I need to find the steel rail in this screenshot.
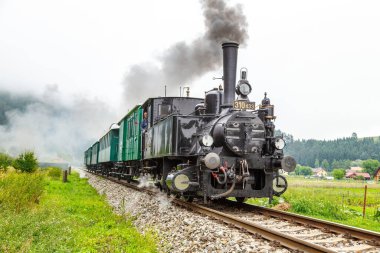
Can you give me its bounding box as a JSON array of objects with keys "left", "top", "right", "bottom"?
[
  {"left": 173, "top": 200, "right": 336, "bottom": 253},
  {"left": 224, "top": 200, "right": 380, "bottom": 244}
]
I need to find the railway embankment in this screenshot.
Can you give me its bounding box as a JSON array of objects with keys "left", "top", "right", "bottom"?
[{"left": 85, "top": 170, "right": 291, "bottom": 253}]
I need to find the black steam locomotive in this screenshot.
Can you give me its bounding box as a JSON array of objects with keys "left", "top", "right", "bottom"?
[{"left": 85, "top": 42, "right": 296, "bottom": 203}]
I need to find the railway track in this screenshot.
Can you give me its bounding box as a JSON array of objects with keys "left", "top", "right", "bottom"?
[
  {"left": 87, "top": 171, "right": 380, "bottom": 253},
  {"left": 203, "top": 201, "right": 380, "bottom": 253}
]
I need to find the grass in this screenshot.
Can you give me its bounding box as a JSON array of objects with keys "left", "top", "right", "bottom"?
[
  {"left": 46, "top": 167, "right": 62, "bottom": 179},
  {"left": 0, "top": 171, "right": 44, "bottom": 212},
  {"left": 0, "top": 171, "right": 158, "bottom": 252},
  {"left": 247, "top": 176, "right": 380, "bottom": 232}
]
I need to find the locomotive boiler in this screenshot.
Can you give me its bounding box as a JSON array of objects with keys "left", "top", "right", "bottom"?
[{"left": 85, "top": 42, "right": 296, "bottom": 203}]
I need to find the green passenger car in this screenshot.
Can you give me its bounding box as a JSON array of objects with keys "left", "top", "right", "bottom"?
[
  {"left": 118, "top": 105, "right": 143, "bottom": 162},
  {"left": 90, "top": 142, "right": 99, "bottom": 165},
  {"left": 84, "top": 147, "right": 92, "bottom": 166},
  {"left": 98, "top": 127, "right": 119, "bottom": 163}
]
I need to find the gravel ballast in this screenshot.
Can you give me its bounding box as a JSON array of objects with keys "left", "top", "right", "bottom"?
[{"left": 83, "top": 171, "right": 290, "bottom": 253}]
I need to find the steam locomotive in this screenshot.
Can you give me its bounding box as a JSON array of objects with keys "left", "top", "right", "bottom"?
[{"left": 84, "top": 42, "right": 296, "bottom": 203}]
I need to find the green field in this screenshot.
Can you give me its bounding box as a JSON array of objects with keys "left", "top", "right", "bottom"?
[
  {"left": 248, "top": 177, "right": 380, "bottom": 232},
  {"left": 0, "top": 170, "right": 157, "bottom": 252}
]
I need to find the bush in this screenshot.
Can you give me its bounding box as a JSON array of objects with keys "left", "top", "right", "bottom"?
[
  {"left": 0, "top": 172, "right": 45, "bottom": 212},
  {"left": 295, "top": 165, "right": 312, "bottom": 176},
  {"left": 13, "top": 151, "right": 38, "bottom": 173},
  {"left": 332, "top": 169, "right": 345, "bottom": 180},
  {"left": 0, "top": 153, "right": 13, "bottom": 172},
  {"left": 354, "top": 175, "right": 365, "bottom": 181},
  {"left": 47, "top": 167, "right": 62, "bottom": 179}
]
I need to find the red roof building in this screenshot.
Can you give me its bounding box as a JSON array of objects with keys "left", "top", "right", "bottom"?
[{"left": 345, "top": 171, "right": 371, "bottom": 180}]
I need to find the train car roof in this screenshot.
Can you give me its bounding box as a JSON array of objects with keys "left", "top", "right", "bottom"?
[
  {"left": 118, "top": 104, "right": 142, "bottom": 124},
  {"left": 142, "top": 96, "right": 203, "bottom": 107},
  {"left": 99, "top": 124, "right": 120, "bottom": 141},
  {"left": 91, "top": 141, "right": 99, "bottom": 148},
  {"left": 117, "top": 97, "right": 204, "bottom": 125}
]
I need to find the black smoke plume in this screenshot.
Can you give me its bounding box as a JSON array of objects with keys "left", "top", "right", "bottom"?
[{"left": 122, "top": 0, "right": 248, "bottom": 108}]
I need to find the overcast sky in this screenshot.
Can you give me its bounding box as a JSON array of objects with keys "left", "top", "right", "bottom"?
[{"left": 1, "top": 0, "right": 380, "bottom": 141}]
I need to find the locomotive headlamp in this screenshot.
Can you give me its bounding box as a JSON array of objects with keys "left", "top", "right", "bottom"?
[
  {"left": 238, "top": 83, "right": 251, "bottom": 96},
  {"left": 236, "top": 68, "right": 252, "bottom": 97},
  {"left": 274, "top": 138, "right": 286, "bottom": 150},
  {"left": 204, "top": 152, "right": 220, "bottom": 169},
  {"left": 200, "top": 134, "right": 214, "bottom": 147}
]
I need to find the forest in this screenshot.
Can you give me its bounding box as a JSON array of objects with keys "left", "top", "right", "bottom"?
[{"left": 278, "top": 131, "right": 380, "bottom": 171}]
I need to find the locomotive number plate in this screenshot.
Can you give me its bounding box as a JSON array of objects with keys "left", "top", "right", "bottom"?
[{"left": 233, "top": 100, "right": 256, "bottom": 110}]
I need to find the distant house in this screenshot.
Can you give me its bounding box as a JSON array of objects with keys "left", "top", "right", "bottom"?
[
  {"left": 345, "top": 166, "right": 371, "bottom": 180},
  {"left": 374, "top": 167, "right": 380, "bottom": 182},
  {"left": 349, "top": 167, "right": 363, "bottom": 172},
  {"left": 312, "top": 168, "right": 327, "bottom": 178},
  {"left": 345, "top": 171, "right": 371, "bottom": 180}
]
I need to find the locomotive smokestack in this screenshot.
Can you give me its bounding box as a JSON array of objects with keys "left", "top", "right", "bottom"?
[{"left": 222, "top": 42, "right": 239, "bottom": 107}]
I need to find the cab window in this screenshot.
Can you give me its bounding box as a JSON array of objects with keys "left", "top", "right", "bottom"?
[{"left": 158, "top": 104, "right": 171, "bottom": 118}]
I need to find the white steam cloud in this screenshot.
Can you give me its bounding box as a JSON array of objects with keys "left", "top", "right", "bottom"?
[{"left": 0, "top": 85, "right": 117, "bottom": 164}]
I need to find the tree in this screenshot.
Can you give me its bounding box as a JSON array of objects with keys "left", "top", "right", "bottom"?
[
  {"left": 351, "top": 160, "right": 363, "bottom": 167},
  {"left": 362, "top": 159, "right": 380, "bottom": 177},
  {"left": 0, "top": 153, "right": 13, "bottom": 171},
  {"left": 314, "top": 159, "right": 320, "bottom": 168},
  {"left": 332, "top": 169, "right": 345, "bottom": 180},
  {"left": 342, "top": 160, "right": 352, "bottom": 170},
  {"left": 13, "top": 151, "right": 38, "bottom": 173},
  {"left": 295, "top": 165, "right": 312, "bottom": 176},
  {"left": 321, "top": 159, "right": 330, "bottom": 171},
  {"left": 331, "top": 159, "right": 338, "bottom": 170}
]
